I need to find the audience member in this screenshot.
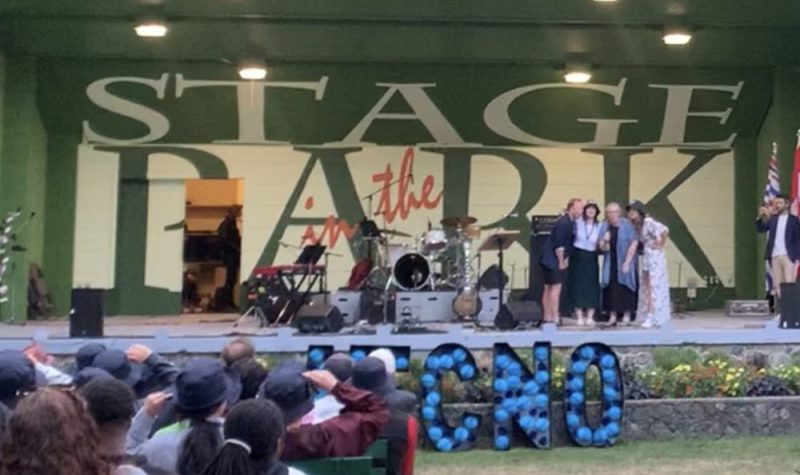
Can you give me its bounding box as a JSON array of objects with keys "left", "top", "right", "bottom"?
[
  {"left": 221, "top": 337, "right": 255, "bottom": 367},
  {"left": 92, "top": 345, "right": 179, "bottom": 399},
  {"left": 73, "top": 367, "right": 115, "bottom": 389},
  {"left": 0, "top": 388, "right": 113, "bottom": 475},
  {"left": 0, "top": 349, "right": 37, "bottom": 408},
  {"left": 352, "top": 357, "right": 417, "bottom": 414},
  {"left": 79, "top": 378, "right": 147, "bottom": 475},
  {"left": 23, "top": 342, "right": 73, "bottom": 385},
  {"left": 200, "top": 399, "right": 306, "bottom": 475},
  {"left": 126, "top": 358, "right": 240, "bottom": 475},
  {"left": 76, "top": 342, "right": 107, "bottom": 371},
  {"left": 230, "top": 357, "right": 269, "bottom": 400},
  {"left": 260, "top": 364, "right": 389, "bottom": 461},
  {"left": 369, "top": 348, "right": 397, "bottom": 375},
  {"left": 307, "top": 353, "right": 352, "bottom": 423},
  {"left": 351, "top": 357, "right": 419, "bottom": 475}
]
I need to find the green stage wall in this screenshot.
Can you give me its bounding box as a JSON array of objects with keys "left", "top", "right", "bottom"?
[
  {"left": 0, "top": 56, "right": 48, "bottom": 322},
  {"left": 4, "top": 59, "right": 800, "bottom": 319}
]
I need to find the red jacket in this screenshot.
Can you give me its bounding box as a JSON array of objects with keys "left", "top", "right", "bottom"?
[{"left": 281, "top": 382, "right": 390, "bottom": 461}]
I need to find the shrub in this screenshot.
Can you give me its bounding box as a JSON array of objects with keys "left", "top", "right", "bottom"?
[
  {"left": 746, "top": 375, "right": 796, "bottom": 397},
  {"left": 651, "top": 348, "right": 700, "bottom": 371}
]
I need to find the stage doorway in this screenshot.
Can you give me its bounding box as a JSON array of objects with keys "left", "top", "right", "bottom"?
[{"left": 182, "top": 179, "right": 243, "bottom": 314}]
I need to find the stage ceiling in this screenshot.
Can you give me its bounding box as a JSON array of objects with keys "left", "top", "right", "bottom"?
[{"left": 1, "top": 0, "right": 800, "bottom": 67}]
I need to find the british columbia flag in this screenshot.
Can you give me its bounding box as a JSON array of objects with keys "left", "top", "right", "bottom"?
[
  {"left": 763, "top": 142, "right": 781, "bottom": 293},
  {"left": 763, "top": 142, "right": 780, "bottom": 293}
]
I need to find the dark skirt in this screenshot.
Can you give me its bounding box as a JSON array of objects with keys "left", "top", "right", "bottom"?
[
  {"left": 568, "top": 248, "right": 599, "bottom": 309},
  {"left": 603, "top": 253, "right": 637, "bottom": 315}
]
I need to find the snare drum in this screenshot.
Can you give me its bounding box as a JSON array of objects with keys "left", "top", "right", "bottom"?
[
  {"left": 392, "top": 253, "right": 431, "bottom": 291},
  {"left": 422, "top": 229, "right": 448, "bottom": 254}
]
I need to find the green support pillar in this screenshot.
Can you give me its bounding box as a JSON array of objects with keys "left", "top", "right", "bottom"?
[{"left": 0, "top": 57, "right": 48, "bottom": 323}]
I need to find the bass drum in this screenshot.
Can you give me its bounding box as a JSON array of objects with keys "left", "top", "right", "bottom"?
[{"left": 392, "top": 253, "right": 431, "bottom": 291}]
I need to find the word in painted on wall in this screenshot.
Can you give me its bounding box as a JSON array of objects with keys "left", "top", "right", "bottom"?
[{"left": 305, "top": 341, "right": 624, "bottom": 451}]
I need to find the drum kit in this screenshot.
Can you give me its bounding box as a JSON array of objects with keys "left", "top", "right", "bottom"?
[{"left": 358, "top": 215, "right": 486, "bottom": 321}]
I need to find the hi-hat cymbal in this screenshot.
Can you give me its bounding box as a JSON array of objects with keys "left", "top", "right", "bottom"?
[
  {"left": 441, "top": 216, "right": 478, "bottom": 228},
  {"left": 379, "top": 228, "right": 412, "bottom": 238}
]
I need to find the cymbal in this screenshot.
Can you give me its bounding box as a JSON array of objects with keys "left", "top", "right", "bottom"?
[
  {"left": 441, "top": 216, "right": 478, "bottom": 228},
  {"left": 379, "top": 228, "right": 412, "bottom": 238}
]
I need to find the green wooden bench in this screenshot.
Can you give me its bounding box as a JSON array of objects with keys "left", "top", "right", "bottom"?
[{"left": 290, "top": 439, "right": 388, "bottom": 475}]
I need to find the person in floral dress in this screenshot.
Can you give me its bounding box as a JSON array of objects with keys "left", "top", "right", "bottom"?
[{"left": 626, "top": 200, "right": 671, "bottom": 328}]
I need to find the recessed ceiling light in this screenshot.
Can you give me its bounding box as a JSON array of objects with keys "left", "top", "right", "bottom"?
[
  {"left": 239, "top": 64, "right": 268, "bottom": 80},
  {"left": 663, "top": 26, "right": 692, "bottom": 46},
  {"left": 135, "top": 20, "right": 168, "bottom": 38},
  {"left": 593, "top": 0, "right": 618, "bottom": 2},
  {"left": 564, "top": 62, "right": 592, "bottom": 84}
]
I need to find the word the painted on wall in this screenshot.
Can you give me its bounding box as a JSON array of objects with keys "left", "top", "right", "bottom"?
[
  {"left": 305, "top": 341, "right": 624, "bottom": 451},
  {"left": 83, "top": 74, "right": 743, "bottom": 148}
]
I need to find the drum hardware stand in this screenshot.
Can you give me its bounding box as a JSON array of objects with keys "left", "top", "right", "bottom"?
[
  {"left": 479, "top": 230, "right": 519, "bottom": 329},
  {"left": 235, "top": 301, "right": 269, "bottom": 328}
]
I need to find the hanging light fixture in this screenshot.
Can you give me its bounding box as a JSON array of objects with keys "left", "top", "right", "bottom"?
[
  {"left": 663, "top": 25, "right": 693, "bottom": 46},
  {"left": 238, "top": 62, "right": 268, "bottom": 80},
  {"left": 564, "top": 62, "right": 592, "bottom": 84},
  {"left": 135, "top": 18, "right": 168, "bottom": 38}
]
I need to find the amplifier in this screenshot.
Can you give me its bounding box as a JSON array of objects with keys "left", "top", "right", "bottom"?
[
  {"left": 331, "top": 290, "right": 362, "bottom": 325},
  {"left": 70, "top": 289, "right": 104, "bottom": 337},
  {"left": 295, "top": 303, "right": 344, "bottom": 334},
  {"left": 395, "top": 291, "right": 457, "bottom": 323}
]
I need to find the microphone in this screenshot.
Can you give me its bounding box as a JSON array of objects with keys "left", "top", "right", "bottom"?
[
  {"left": 409, "top": 173, "right": 414, "bottom": 184},
  {"left": 278, "top": 241, "right": 290, "bottom": 248}
]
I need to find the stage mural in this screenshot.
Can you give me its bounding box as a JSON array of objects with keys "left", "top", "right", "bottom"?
[{"left": 72, "top": 143, "right": 734, "bottom": 314}]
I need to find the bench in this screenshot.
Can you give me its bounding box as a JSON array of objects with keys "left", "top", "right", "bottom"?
[{"left": 291, "top": 439, "right": 388, "bottom": 475}]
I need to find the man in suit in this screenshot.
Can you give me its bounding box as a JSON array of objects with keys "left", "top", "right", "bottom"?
[
  {"left": 540, "top": 198, "right": 584, "bottom": 324},
  {"left": 757, "top": 194, "right": 800, "bottom": 301}
]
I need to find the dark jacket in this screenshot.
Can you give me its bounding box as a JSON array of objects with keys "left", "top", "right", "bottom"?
[
  {"left": 135, "top": 353, "right": 180, "bottom": 400},
  {"left": 539, "top": 214, "right": 574, "bottom": 270},
  {"left": 756, "top": 213, "right": 800, "bottom": 262},
  {"left": 385, "top": 389, "right": 417, "bottom": 415},
  {"left": 281, "top": 383, "right": 390, "bottom": 461}
]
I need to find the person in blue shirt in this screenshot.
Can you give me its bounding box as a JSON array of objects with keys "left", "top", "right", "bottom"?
[{"left": 539, "top": 198, "right": 584, "bottom": 325}]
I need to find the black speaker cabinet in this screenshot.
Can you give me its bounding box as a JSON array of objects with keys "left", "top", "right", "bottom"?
[
  {"left": 780, "top": 283, "right": 800, "bottom": 329},
  {"left": 508, "top": 300, "right": 544, "bottom": 326},
  {"left": 295, "top": 303, "right": 344, "bottom": 334},
  {"left": 70, "top": 289, "right": 104, "bottom": 337}
]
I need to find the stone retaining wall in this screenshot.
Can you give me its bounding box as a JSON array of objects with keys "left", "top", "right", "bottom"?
[{"left": 441, "top": 397, "right": 800, "bottom": 447}]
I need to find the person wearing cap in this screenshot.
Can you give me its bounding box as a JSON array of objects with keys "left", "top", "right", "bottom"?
[
  {"left": 307, "top": 353, "right": 352, "bottom": 424},
  {"left": 360, "top": 353, "right": 417, "bottom": 414},
  {"left": 92, "top": 344, "right": 179, "bottom": 399},
  {"left": 0, "top": 350, "right": 37, "bottom": 408},
  {"left": 757, "top": 193, "right": 800, "bottom": 304},
  {"left": 597, "top": 202, "right": 640, "bottom": 327},
  {"left": 540, "top": 198, "right": 584, "bottom": 325},
  {"left": 351, "top": 357, "right": 418, "bottom": 475},
  {"left": 627, "top": 200, "right": 671, "bottom": 328},
  {"left": 126, "top": 358, "right": 241, "bottom": 475},
  {"left": 569, "top": 200, "right": 602, "bottom": 327},
  {"left": 260, "top": 363, "right": 389, "bottom": 461},
  {"left": 75, "top": 342, "right": 107, "bottom": 371}
]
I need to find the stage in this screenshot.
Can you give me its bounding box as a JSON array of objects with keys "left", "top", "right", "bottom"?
[{"left": 0, "top": 311, "right": 795, "bottom": 355}]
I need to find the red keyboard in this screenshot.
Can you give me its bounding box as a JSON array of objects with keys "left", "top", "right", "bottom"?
[{"left": 251, "top": 264, "right": 326, "bottom": 278}]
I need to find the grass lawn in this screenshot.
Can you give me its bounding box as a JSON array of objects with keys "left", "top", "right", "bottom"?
[{"left": 416, "top": 436, "right": 800, "bottom": 475}]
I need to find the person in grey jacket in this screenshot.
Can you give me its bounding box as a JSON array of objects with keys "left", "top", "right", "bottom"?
[{"left": 126, "top": 358, "right": 241, "bottom": 475}]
